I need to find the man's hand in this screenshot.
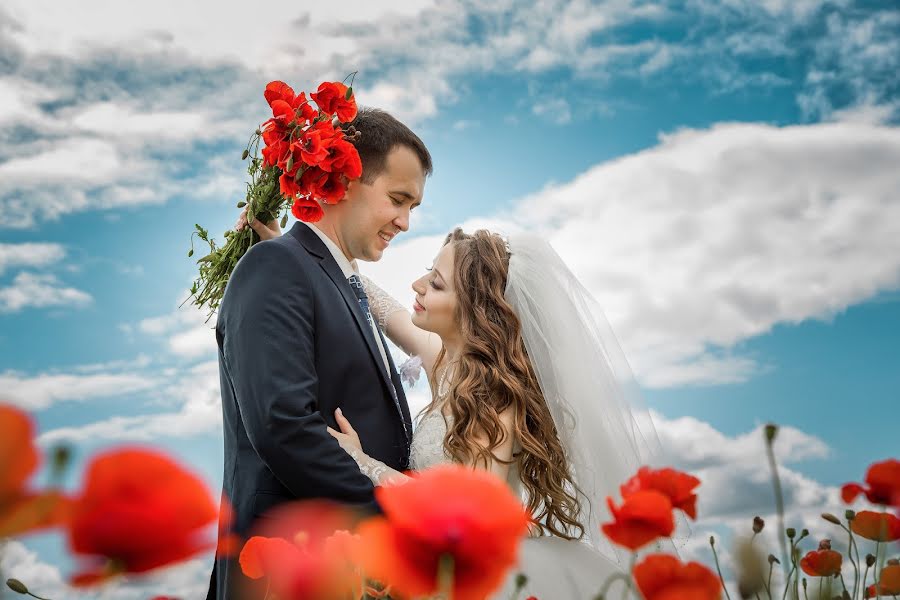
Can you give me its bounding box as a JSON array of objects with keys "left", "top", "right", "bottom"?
[{"left": 234, "top": 206, "right": 282, "bottom": 241}]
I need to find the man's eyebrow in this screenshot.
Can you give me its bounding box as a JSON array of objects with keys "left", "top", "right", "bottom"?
[{"left": 390, "top": 190, "right": 416, "bottom": 201}]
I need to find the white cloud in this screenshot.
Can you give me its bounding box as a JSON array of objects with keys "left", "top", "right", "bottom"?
[
  {"left": 138, "top": 303, "right": 217, "bottom": 359},
  {"left": 0, "top": 369, "right": 157, "bottom": 411},
  {"left": 0, "top": 540, "right": 213, "bottom": 600},
  {"left": 0, "top": 242, "right": 65, "bottom": 274},
  {"left": 365, "top": 120, "right": 900, "bottom": 388},
  {"left": 38, "top": 360, "right": 222, "bottom": 444},
  {"left": 0, "top": 272, "right": 92, "bottom": 313}
]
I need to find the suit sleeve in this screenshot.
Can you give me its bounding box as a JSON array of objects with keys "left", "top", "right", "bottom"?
[{"left": 222, "top": 241, "right": 375, "bottom": 503}]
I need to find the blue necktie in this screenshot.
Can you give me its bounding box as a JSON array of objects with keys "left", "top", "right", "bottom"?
[{"left": 347, "top": 275, "right": 408, "bottom": 440}]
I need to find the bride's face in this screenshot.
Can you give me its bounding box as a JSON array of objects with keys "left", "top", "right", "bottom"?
[{"left": 411, "top": 244, "right": 459, "bottom": 342}]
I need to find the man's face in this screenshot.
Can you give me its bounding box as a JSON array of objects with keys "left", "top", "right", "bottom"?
[{"left": 335, "top": 145, "right": 426, "bottom": 262}]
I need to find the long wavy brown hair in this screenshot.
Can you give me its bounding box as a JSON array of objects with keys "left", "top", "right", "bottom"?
[{"left": 427, "top": 228, "right": 584, "bottom": 540}]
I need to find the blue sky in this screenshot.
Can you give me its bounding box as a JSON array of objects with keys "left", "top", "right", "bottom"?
[{"left": 1, "top": 0, "right": 899, "bottom": 596}]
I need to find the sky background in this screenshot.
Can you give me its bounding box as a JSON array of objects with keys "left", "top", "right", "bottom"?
[{"left": 1, "top": 0, "right": 898, "bottom": 597}]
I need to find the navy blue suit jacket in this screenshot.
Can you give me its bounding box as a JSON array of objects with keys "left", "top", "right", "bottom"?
[{"left": 207, "top": 222, "right": 412, "bottom": 599}]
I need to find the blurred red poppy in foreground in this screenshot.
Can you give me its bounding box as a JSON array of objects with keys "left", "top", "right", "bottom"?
[
  {"left": 842, "top": 458, "right": 900, "bottom": 507},
  {"left": 864, "top": 561, "right": 900, "bottom": 598},
  {"left": 800, "top": 540, "right": 842, "bottom": 577},
  {"left": 355, "top": 465, "right": 530, "bottom": 600},
  {"left": 633, "top": 553, "right": 721, "bottom": 600},
  {"left": 239, "top": 501, "right": 360, "bottom": 600},
  {"left": 849, "top": 510, "right": 900, "bottom": 542},
  {"left": 0, "top": 404, "right": 70, "bottom": 537},
  {"left": 620, "top": 466, "right": 701, "bottom": 520},
  {"left": 66, "top": 447, "right": 218, "bottom": 585},
  {"left": 601, "top": 489, "right": 675, "bottom": 551}
]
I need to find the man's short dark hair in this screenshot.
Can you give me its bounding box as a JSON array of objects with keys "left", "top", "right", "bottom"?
[{"left": 345, "top": 107, "right": 433, "bottom": 183}]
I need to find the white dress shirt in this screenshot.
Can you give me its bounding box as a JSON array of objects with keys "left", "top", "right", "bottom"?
[{"left": 303, "top": 222, "right": 392, "bottom": 373}]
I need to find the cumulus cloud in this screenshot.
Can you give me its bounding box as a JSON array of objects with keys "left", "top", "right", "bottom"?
[
  {"left": 0, "top": 369, "right": 157, "bottom": 411},
  {"left": 1, "top": 0, "right": 894, "bottom": 228},
  {"left": 0, "top": 272, "right": 92, "bottom": 313},
  {"left": 0, "top": 540, "right": 212, "bottom": 600},
  {"left": 0, "top": 242, "right": 65, "bottom": 274},
  {"left": 365, "top": 119, "right": 900, "bottom": 388}
]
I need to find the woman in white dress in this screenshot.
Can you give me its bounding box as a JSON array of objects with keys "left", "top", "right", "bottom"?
[{"left": 244, "top": 216, "right": 662, "bottom": 598}]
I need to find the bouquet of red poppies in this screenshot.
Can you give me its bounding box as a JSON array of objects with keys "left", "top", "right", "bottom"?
[{"left": 187, "top": 76, "right": 362, "bottom": 317}]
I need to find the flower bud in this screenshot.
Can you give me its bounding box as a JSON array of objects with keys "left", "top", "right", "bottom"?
[
  {"left": 52, "top": 444, "right": 72, "bottom": 473},
  {"left": 800, "top": 528, "right": 809, "bottom": 538},
  {"left": 710, "top": 535, "right": 716, "bottom": 546},
  {"left": 241, "top": 149, "right": 249, "bottom": 160},
  {"left": 753, "top": 516, "right": 765, "bottom": 533},
  {"left": 768, "top": 554, "right": 781, "bottom": 565},
  {"left": 818, "top": 539, "right": 832, "bottom": 550},
  {"left": 786, "top": 527, "right": 796, "bottom": 539},
  {"left": 764, "top": 423, "right": 778, "bottom": 442},
  {"left": 845, "top": 509, "right": 856, "bottom": 521},
  {"left": 822, "top": 513, "right": 841, "bottom": 525},
  {"left": 6, "top": 579, "right": 28, "bottom": 594},
  {"left": 866, "top": 554, "right": 876, "bottom": 567},
  {"left": 514, "top": 573, "right": 528, "bottom": 588}
]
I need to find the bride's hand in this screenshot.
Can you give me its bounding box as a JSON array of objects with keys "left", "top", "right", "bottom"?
[
  {"left": 234, "top": 206, "right": 282, "bottom": 241},
  {"left": 326, "top": 408, "right": 362, "bottom": 453}
]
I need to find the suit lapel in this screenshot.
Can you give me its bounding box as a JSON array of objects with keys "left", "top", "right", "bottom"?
[{"left": 289, "top": 224, "right": 403, "bottom": 413}]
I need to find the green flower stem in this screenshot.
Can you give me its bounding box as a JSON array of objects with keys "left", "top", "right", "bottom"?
[
  {"left": 764, "top": 425, "right": 789, "bottom": 577},
  {"left": 594, "top": 572, "right": 631, "bottom": 599},
  {"left": 710, "top": 536, "right": 733, "bottom": 600},
  {"left": 437, "top": 554, "right": 454, "bottom": 600}
]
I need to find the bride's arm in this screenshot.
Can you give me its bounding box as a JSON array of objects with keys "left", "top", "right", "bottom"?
[
  {"left": 330, "top": 407, "right": 516, "bottom": 485},
  {"left": 360, "top": 274, "right": 442, "bottom": 373}
]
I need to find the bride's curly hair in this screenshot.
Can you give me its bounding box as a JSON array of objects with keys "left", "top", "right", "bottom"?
[{"left": 428, "top": 228, "right": 584, "bottom": 540}]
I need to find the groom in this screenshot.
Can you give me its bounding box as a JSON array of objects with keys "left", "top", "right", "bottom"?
[{"left": 208, "top": 108, "right": 432, "bottom": 599}]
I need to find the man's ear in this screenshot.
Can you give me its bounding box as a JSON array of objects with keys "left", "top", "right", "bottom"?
[{"left": 343, "top": 179, "right": 358, "bottom": 203}]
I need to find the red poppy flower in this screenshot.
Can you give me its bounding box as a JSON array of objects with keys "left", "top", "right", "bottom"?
[
  {"left": 850, "top": 511, "right": 900, "bottom": 542},
  {"left": 864, "top": 563, "right": 900, "bottom": 598},
  {"left": 633, "top": 553, "right": 721, "bottom": 600},
  {"left": 800, "top": 541, "right": 842, "bottom": 577},
  {"left": 65, "top": 447, "right": 218, "bottom": 586},
  {"left": 292, "top": 198, "right": 324, "bottom": 223},
  {"left": 0, "top": 404, "right": 70, "bottom": 537},
  {"left": 317, "top": 171, "right": 348, "bottom": 205},
  {"left": 297, "top": 166, "right": 326, "bottom": 197},
  {"left": 620, "top": 466, "right": 701, "bottom": 520},
  {"left": 842, "top": 459, "right": 900, "bottom": 507},
  {"left": 264, "top": 81, "right": 296, "bottom": 107},
  {"left": 319, "top": 138, "right": 362, "bottom": 179},
  {"left": 311, "top": 82, "right": 357, "bottom": 122},
  {"left": 355, "top": 465, "right": 530, "bottom": 600},
  {"left": 240, "top": 502, "right": 359, "bottom": 600},
  {"left": 601, "top": 490, "right": 675, "bottom": 551},
  {"left": 299, "top": 130, "right": 329, "bottom": 167},
  {"left": 270, "top": 99, "right": 295, "bottom": 124},
  {"left": 280, "top": 172, "right": 301, "bottom": 199}
]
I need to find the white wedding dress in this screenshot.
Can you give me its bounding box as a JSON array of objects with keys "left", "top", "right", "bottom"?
[
  {"left": 350, "top": 233, "right": 666, "bottom": 599},
  {"left": 409, "top": 408, "right": 622, "bottom": 599}
]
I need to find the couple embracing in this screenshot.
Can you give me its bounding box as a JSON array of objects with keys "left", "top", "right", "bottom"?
[{"left": 209, "top": 107, "right": 661, "bottom": 599}]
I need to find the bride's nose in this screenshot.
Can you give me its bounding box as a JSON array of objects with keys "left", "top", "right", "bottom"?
[{"left": 411, "top": 276, "right": 426, "bottom": 295}]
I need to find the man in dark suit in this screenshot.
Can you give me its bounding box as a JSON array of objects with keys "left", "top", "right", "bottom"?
[{"left": 207, "top": 108, "right": 432, "bottom": 599}]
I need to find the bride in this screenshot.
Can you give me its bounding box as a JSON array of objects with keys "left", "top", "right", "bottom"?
[{"left": 241, "top": 216, "right": 662, "bottom": 598}]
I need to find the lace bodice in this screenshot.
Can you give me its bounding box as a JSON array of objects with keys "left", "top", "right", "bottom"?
[{"left": 410, "top": 409, "right": 452, "bottom": 471}]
